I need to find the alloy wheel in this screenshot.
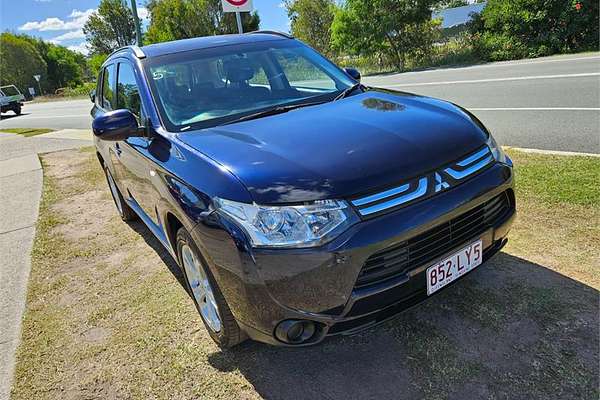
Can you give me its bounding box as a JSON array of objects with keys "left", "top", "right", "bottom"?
[{"left": 181, "top": 244, "right": 222, "bottom": 332}]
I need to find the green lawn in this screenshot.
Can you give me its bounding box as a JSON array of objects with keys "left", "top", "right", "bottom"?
[
  {"left": 11, "top": 147, "right": 599, "bottom": 400},
  {"left": 0, "top": 128, "right": 54, "bottom": 137}
]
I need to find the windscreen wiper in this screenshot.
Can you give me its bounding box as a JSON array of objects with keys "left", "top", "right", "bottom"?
[
  {"left": 219, "top": 101, "right": 326, "bottom": 126},
  {"left": 334, "top": 83, "right": 365, "bottom": 101}
]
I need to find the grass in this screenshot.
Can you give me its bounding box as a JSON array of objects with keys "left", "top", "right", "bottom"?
[
  {"left": 10, "top": 147, "right": 599, "bottom": 400},
  {"left": 0, "top": 128, "right": 54, "bottom": 137}
]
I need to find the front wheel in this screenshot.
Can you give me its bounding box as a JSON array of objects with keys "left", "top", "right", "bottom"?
[
  {"left": 14, "top": 105, "right": 21, "bottom": 115},
  {"left": 176, "top": 227, "right": 246, "bottom": 348}
]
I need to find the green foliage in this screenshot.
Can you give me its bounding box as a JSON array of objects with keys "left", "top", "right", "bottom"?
[
  {"left": 88, "top": 54, "right": 108, "bottom": 78},
  {"left": 285, "top": 0, "right": 337, "bottom": 56},
  {"left": 471, "top": 0, "right": 599, "bottom": 61},
  {"left": 83, "top": 0, "right": 137, "bottom": 55},
  {"left": 44, "top": 44, "right": 84, "bottom": 89},
  {"left": 435, "top": 0, "right": 469, "bottom": 10},
  {"left": 62, "top": 82, "right": 96, "bottom": 97},
  {"left": 0, "top": 33, "right": 47, "bottom": 94},
  {"left": 331, "top": 0, "right": 439, "bottom": 71},
  {"left": 0, "top": 32, "right": 90, "bottom": 95},
  {"left": 145, "top": 0, "right": 260, "bottom": 44}
]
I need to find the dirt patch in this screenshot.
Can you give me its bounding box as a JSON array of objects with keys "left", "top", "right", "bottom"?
[
  {"left": 81, "top": 327, "right": 111, "bottom": 344},
  {"left": 11, "top": 148, "right": 600, "bottom": 400}
]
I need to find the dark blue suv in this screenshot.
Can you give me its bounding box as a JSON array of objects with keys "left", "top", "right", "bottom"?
[{"left": 91, "top": 31, "right": 515, "bottom": 347}]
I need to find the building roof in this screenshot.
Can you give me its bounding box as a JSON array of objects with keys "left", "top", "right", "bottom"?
[{"left": 432, "top": 2, "right": 486, "bottom": 29}]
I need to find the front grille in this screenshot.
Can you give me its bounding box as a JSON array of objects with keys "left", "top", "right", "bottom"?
[
  {"left": 351, "top": 146, "right": 494, "bottom": 217},
  {"left": 355, "top": 190, "right": 513, "bottom": 289}
]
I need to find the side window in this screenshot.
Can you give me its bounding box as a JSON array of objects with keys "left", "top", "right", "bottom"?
[
  {"left": 116, "top": 63, "right": 142, "bottom": 118},
  {"left": 101, "top": 64, "right": 115, "bottom": 110},
  {"left": 95, "top": 69, "right": 103, "bottom": 107},
  {"left": 275, "top": 51, "right": 337, "bottom": 91}
]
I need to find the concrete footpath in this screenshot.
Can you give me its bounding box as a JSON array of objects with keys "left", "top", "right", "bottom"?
[{"left": 0, "top": 130, "right": 92, "bottom": 400}]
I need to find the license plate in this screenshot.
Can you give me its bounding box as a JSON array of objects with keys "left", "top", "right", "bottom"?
[{"left": 426, "top": 240, "right": 483, "bottom": 295}]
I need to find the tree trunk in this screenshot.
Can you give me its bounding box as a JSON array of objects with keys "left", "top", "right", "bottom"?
[{"left": 385, "top": 32, "right": 403, "bottom": 71}]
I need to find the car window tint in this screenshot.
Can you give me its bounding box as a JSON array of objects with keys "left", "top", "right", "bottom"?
[
  {"left": 117, "top": 63, "right": 142, "bottom": 118},
  {"left": 145, "top": 41, "right": 354, "bottom": 130},
  {"left": 95, "top": 69, "right": 103, "bottom": 107},
  {"left": 101, "top": 64, "right": 115, "bottom": 110}
]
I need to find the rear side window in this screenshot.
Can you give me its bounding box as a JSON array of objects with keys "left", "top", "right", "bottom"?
[
  {"left": 116, "top": 63, "right": 142, "bottom": 118},
  {"left": 101, "top": 64, "right": 115, "bottom": 110}
]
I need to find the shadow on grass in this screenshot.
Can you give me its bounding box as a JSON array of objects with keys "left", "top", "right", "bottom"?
[
  {"left": 124, "top": 219, "right": 187, "bottom": 290},
  {"left": 202, "top": 253, "right": 599, "bottom": 400}
]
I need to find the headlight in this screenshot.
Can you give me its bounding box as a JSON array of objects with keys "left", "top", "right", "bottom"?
[
  {"left": 214, "top": 198, "right": 357, "bottom": 248},
  {"left": 487, "top": 133, "right": 510, "bottom": 165}
]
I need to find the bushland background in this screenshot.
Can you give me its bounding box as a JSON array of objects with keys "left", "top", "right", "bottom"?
[{"left": 1, "top": 0, "right": 598, "bottom": 100}]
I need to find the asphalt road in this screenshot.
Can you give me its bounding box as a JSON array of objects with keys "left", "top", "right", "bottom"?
[
  {"left": 363, "top": 53, "right": 600, "bottom": 153},
  {"left": 1, "top": 52, "right": 598, "bottom": 153},
  {"left": 0, "top": 99, "right": 92, "bottom": 131}
]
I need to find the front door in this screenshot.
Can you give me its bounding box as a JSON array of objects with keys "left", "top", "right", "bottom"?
[{"left": 113, "top": 61, "right": 162, "bottom": 227}]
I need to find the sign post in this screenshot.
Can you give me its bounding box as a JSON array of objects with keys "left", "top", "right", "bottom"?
[
  {"left": 221, "top": 0, "right": 253, "bottom": 34},
  {"left": 33, "top": 74, "right": 42, "bottom": 96}
]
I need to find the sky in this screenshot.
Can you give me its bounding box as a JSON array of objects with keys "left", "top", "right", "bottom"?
[{"left": 0, "top": 0, "right": 290, "bottom": 55}]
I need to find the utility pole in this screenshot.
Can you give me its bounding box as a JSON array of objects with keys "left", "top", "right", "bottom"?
[
  {"left": 235, "top": 12, "right": 243, "bottom": 34},
  {"left": 130, "top": 0, "right": 143, "bottom": 46}
]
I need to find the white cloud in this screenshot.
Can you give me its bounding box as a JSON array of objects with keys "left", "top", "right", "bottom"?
[
  {"left": 67, "top": 42, "right": 89, "bottom": 55},
  {"left": 137, "top": 7, "right": 149, "bottom": 20},
  {"left": 49, "top": 29, "right": 85, "bottom": 43},
  {"left": 19, "top": 8, "right": 95, "bottom": 31}
]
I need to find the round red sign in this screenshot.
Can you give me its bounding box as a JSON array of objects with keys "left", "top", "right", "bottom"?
[{"left": 225, "top": 0, "right": 248, "bottom": 5}]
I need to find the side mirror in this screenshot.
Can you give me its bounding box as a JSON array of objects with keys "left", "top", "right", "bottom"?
[
  {"left": 344, "top": 67, "right": 361, "bottom": 82},
  {"left": 89, "top": 89, "right": 96, "bottom": 103},
  {"left": 93, "top": 109, "right": 141, "bottom": 141}
]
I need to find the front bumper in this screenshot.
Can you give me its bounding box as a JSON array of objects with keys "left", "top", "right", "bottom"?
[{"left": 192, "top": 162, "right": 515, "bottom": 346}]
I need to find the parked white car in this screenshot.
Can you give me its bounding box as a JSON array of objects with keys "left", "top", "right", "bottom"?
[{"left": 0, "top": 85, "right": 25, "bottom": 116}]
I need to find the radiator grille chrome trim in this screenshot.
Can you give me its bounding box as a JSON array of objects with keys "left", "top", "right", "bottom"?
[{"left": 351, "top": 146, "right": 494, "bottom": 217}]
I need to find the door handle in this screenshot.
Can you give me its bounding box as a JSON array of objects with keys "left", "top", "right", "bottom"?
[{"left": 114, "top": 143, "right": 122, "bottom": 156}]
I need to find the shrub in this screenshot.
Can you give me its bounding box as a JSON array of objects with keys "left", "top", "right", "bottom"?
[
  {"left": 62, "top": 82, "right": 96, "bottom": 97},
  {"left": 471, "top": 0, "right": 599, "bottom": 61}
]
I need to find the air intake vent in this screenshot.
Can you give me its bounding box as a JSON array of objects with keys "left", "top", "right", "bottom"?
[{"left": 355, "top": 191, "right": 512, "bottom": 289}]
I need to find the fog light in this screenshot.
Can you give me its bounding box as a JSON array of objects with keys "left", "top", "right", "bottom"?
[{"left": 275, "top": 320, "right": 316, "bottom": 344}]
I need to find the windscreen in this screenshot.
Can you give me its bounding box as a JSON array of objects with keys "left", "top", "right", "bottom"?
[
  {"left": 1, "top": 86, "right": 19, "bottom": 96},
  {"left": 144, "top": 40, "right": 355, "bottom": 131}
]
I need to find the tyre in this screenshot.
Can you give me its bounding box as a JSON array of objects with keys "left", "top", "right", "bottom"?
[
  {"left": 176, "top": 227, "right": 246, "bottom": 348},
  {"left": 14, "top": 105, "right": 21, "bottom": 115},
  {"left": 103, "top": 167, "right": 137, "bottom": 221}
]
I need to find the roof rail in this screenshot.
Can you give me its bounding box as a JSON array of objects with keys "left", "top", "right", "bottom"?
[
  {"left": 248, "top": 30, "right": 294, "bottom": 39},
  {"left": 108, "top": 45, "right": 146, "bottom": 59}
]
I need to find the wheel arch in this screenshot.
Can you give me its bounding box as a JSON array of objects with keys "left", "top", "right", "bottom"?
[{"left": 164, "top": 211, "right": 184, "bottom": 258}]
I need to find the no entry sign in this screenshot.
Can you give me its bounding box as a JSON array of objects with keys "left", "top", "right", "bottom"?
[{"left": 222, "top": 0, "right": 253, "bottom": 12}]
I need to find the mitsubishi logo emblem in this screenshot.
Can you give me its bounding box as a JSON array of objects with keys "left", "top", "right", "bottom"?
[{"left": 434, "top": 172, "right": 450, "bottom": 193}]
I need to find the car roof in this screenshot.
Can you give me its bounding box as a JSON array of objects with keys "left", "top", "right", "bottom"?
[{"left": 130, "top": 32, "right": 291, "bottom": 59}]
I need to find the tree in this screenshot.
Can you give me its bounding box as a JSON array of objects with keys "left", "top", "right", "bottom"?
[
  {"left": 435, "top": 0, "right": 469, "bottom": 9},
  {"left": 14, "top": 35, "right": 86, "bottom": 92},
  {"left": 472, "top": 0, "right": 599, "bottom": 60},
  {"left": 83, "top": 0, "right": 137, "bottom": 55},
  {"left": 89, "top": 54, "right": 109, "bottom": 78},
  {"left": 145, "top": 0, "right": 260, "bottom": 44},
  {"left": 285, "top": 0, "right": 337, "bottom": 56},
  {"left": 331, "top": 0, "right": 439, "bottom": 70},
  {"left": 0, "top": 33, "right": 47, "bottom": 94}
]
